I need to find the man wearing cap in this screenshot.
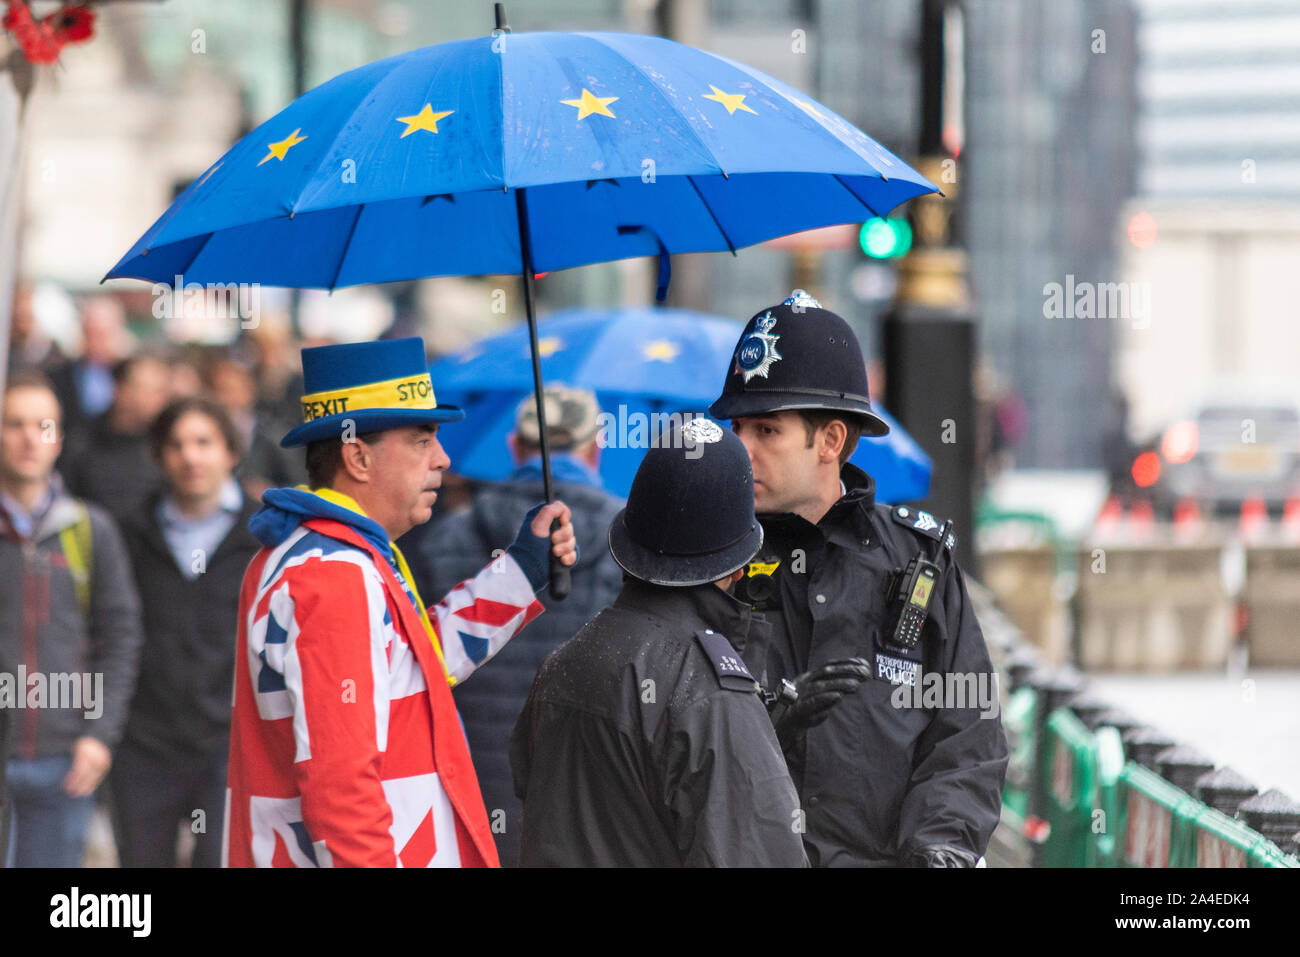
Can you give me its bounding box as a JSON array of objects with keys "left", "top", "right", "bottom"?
[
  {"left": 711, "top": 291, "right": 1008, "bottom": 869},
  {"left": 403, "top": 384, "right": 624, "bottom": 867},
  {"left": 224, "top": 338, "right": 577, "bottom": 868},
  {"left": 510, "top": 419, "right": 807, "bottom": 867}
]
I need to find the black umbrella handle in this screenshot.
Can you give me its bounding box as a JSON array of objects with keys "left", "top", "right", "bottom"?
[
  {"left": 548, "top": 529, "right": 572, "bottom": 600},
  {"left": 516, "top": 183, "right": 569, "bottom": 602}
]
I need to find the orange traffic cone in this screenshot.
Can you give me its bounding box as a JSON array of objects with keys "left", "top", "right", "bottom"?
[
  {"left": 1282, "top": 495, "right": 1300, "bottom": 541},
  {"left": 1095, "top": 495, "right": 1124, "bottom": 539},
  {"left": 1129, "top": 498, "right": 1155, "bottom": 542},
  {"left": 1239, "top": 495, "right": 1268, "bottom": 542},
  {"left": 1232, "top": 601, "right": 1250, "bottom": 640},
  {"left": 1172, "top": 498, "right": 1202, "bottom": 541}
]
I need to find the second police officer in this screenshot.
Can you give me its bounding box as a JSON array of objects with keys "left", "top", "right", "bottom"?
[
  {"left": 510, "top": 419, "right": 807, "bottom": 867},
  {"left": 710, "top": 291, "right": 1009, "bottom": 868}
]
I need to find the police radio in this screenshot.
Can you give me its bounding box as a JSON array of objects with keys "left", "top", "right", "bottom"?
[
  {"left": 887, "top": 518, "right": 953, "bottom": 648},
  {"left": 890, "top": 557, "right": 940, "bottom": 648}
]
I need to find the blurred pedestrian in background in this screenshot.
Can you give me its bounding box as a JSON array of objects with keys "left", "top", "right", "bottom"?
[
  {"left": 205, "top": 351, "right": 305, "bottom": 499},
  {"left": 0, "top": 372, "right": 142, "bottom": 867},
  {"left": 46, "top": 295, "right": 131, "bottom": 451},
  {"left": 6, "top": 282, "right": 65, "bottom": 376},
  {"left": 111, "top": 396, "right": 259, "bottom": 867},
  {"left": 243, "top": 320, "right": 305, "bottom": 431},
  {"left": 403, "top": 385, "right": 624, "bottom": 866},
  {"left": 61, "top": 352, "right": 170, "bottom": 525},
  {"left": 165, "top": 349, "right": 205, "bottom": 401},
  {"left": 1102, "top": 389, "right": 1138, "bottom": 504}
]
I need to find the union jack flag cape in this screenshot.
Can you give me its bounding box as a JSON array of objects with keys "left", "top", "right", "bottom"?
[{"left": 223, "top": 487, "right": 543, "bottom": 867}]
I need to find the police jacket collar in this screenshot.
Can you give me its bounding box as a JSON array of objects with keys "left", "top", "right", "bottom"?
[
  {"left": 613, "top": 576, "right": 754, "bottom": 652},
  {"left": 758, "top": 463, "right": 877, "bottom": 548},
  {"left": 826, "top": 463, "right": 876, "bottom": 526}
]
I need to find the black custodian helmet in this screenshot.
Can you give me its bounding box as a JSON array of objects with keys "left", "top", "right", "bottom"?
[
  {"left": 608, "top": 418, "right": 764, "bottom": 587},
  {"left": 708, "top": 290, "right": 890, "bottom": 437}
]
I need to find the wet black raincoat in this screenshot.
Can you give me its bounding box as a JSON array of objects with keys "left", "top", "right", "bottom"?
[{"left": 510, "top": 577, "right": 808, "bottom": 867}]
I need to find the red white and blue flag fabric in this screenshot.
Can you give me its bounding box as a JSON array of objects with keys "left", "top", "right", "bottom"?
[{"left": 224, "top": 510, "right": 541, "bottom": 868}]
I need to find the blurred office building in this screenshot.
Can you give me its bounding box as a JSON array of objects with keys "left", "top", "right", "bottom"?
[
  {"left": 963, "top": 0, "right": 1139, "bottom": 468},
  {"left": 1118, "top": 0, "right": 1300, "bottom": 440}
]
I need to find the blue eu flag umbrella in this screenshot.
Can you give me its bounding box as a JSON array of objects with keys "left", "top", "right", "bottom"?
[
  {"left": 431, "top": 307, "right": 932, "bottom": 503},
  {"left": 105, "top": 6, "right": 938, "bottom": 595}
]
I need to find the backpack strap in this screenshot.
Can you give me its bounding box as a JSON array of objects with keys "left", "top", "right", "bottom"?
[{"left": 58, "top": 502, "right": 94, "bottom": 619}]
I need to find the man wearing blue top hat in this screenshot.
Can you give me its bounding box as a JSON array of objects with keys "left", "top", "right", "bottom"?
[{"left": 224, "top": 337, "right": 576, "bottom": 868}]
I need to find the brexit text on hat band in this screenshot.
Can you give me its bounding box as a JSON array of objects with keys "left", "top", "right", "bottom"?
[{"left": 299, "top": 373, "right": 438, "bottom": 422}]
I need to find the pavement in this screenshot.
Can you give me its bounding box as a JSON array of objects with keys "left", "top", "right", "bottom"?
[{"left": 1087, "top": 664, "right": 1300, "bottom": 801}]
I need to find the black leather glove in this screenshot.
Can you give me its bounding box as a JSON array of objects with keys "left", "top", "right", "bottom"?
[
  {"left": 903, "top": 844, "right": 981, "bottom": 868},
  {"left": 771, "top": 657, "right": 873, "bottom": 751}
]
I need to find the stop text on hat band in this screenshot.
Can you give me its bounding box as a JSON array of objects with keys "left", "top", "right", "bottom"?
[{"left": 299, "top": 373, "right": 438, "bottom": 422}]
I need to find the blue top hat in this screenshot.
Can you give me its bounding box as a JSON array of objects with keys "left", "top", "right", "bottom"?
[{"left": 280, "top": 337, "right": 464, "bottom": 448}]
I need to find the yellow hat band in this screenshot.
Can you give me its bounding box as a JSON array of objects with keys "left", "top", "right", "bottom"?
[{"left": 299, "top": 373, "right": 438, "bottom": 423}]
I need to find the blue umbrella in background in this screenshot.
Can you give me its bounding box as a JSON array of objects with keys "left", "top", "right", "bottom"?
[
  {"left": 105, "top": 6, "right": 938, "bottom": 595},
  {"left": 431, "top": 307, "right": 932, "bottom": 503}
]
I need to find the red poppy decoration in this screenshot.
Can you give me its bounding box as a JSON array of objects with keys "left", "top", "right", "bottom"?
[
  {"left": 49, "top": 4, "right": 94, "bottom": 43},
  {"left": 2, "top": 1, "right": 96, "bottom": 64}
]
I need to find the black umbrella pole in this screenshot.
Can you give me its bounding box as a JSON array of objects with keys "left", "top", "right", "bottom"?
[{"left": 515, "top": 187, "right": 570, "bottom": 600}]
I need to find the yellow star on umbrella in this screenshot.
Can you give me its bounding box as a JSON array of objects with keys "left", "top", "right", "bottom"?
[
  {"left": 257, "top": 128, "right": 307, "bottom": 166},
  {"left": 642, "top": 340, "right": 680, "bottom": 362},
  {"left": 537, "top": 337, "right": 565, "bottom": 358},
  {"left": 561, "top": 88, "right": 619, "bottom": 120},
  {"left": 396, "top": 103, "right": 455, "bottom": 138},
  {"left": 702, "top": 85, "right": 756, "bottom": 116}
]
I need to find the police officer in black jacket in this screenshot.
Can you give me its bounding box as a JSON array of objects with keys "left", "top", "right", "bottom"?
[
  {"left": 510, "top": 419, "right": 807, "bottom": 867},
  {"left": 711, "top": 291, "right": 1009, "bottom": 868}
]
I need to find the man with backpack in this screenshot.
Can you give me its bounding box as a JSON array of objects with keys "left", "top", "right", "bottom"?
[{"left": 0, "top": 371, "right": 143, "bottom": 867}]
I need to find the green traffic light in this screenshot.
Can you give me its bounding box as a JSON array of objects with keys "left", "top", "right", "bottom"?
[{"left": 859, "top": 217, "right": 912, "bottom": 259}]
